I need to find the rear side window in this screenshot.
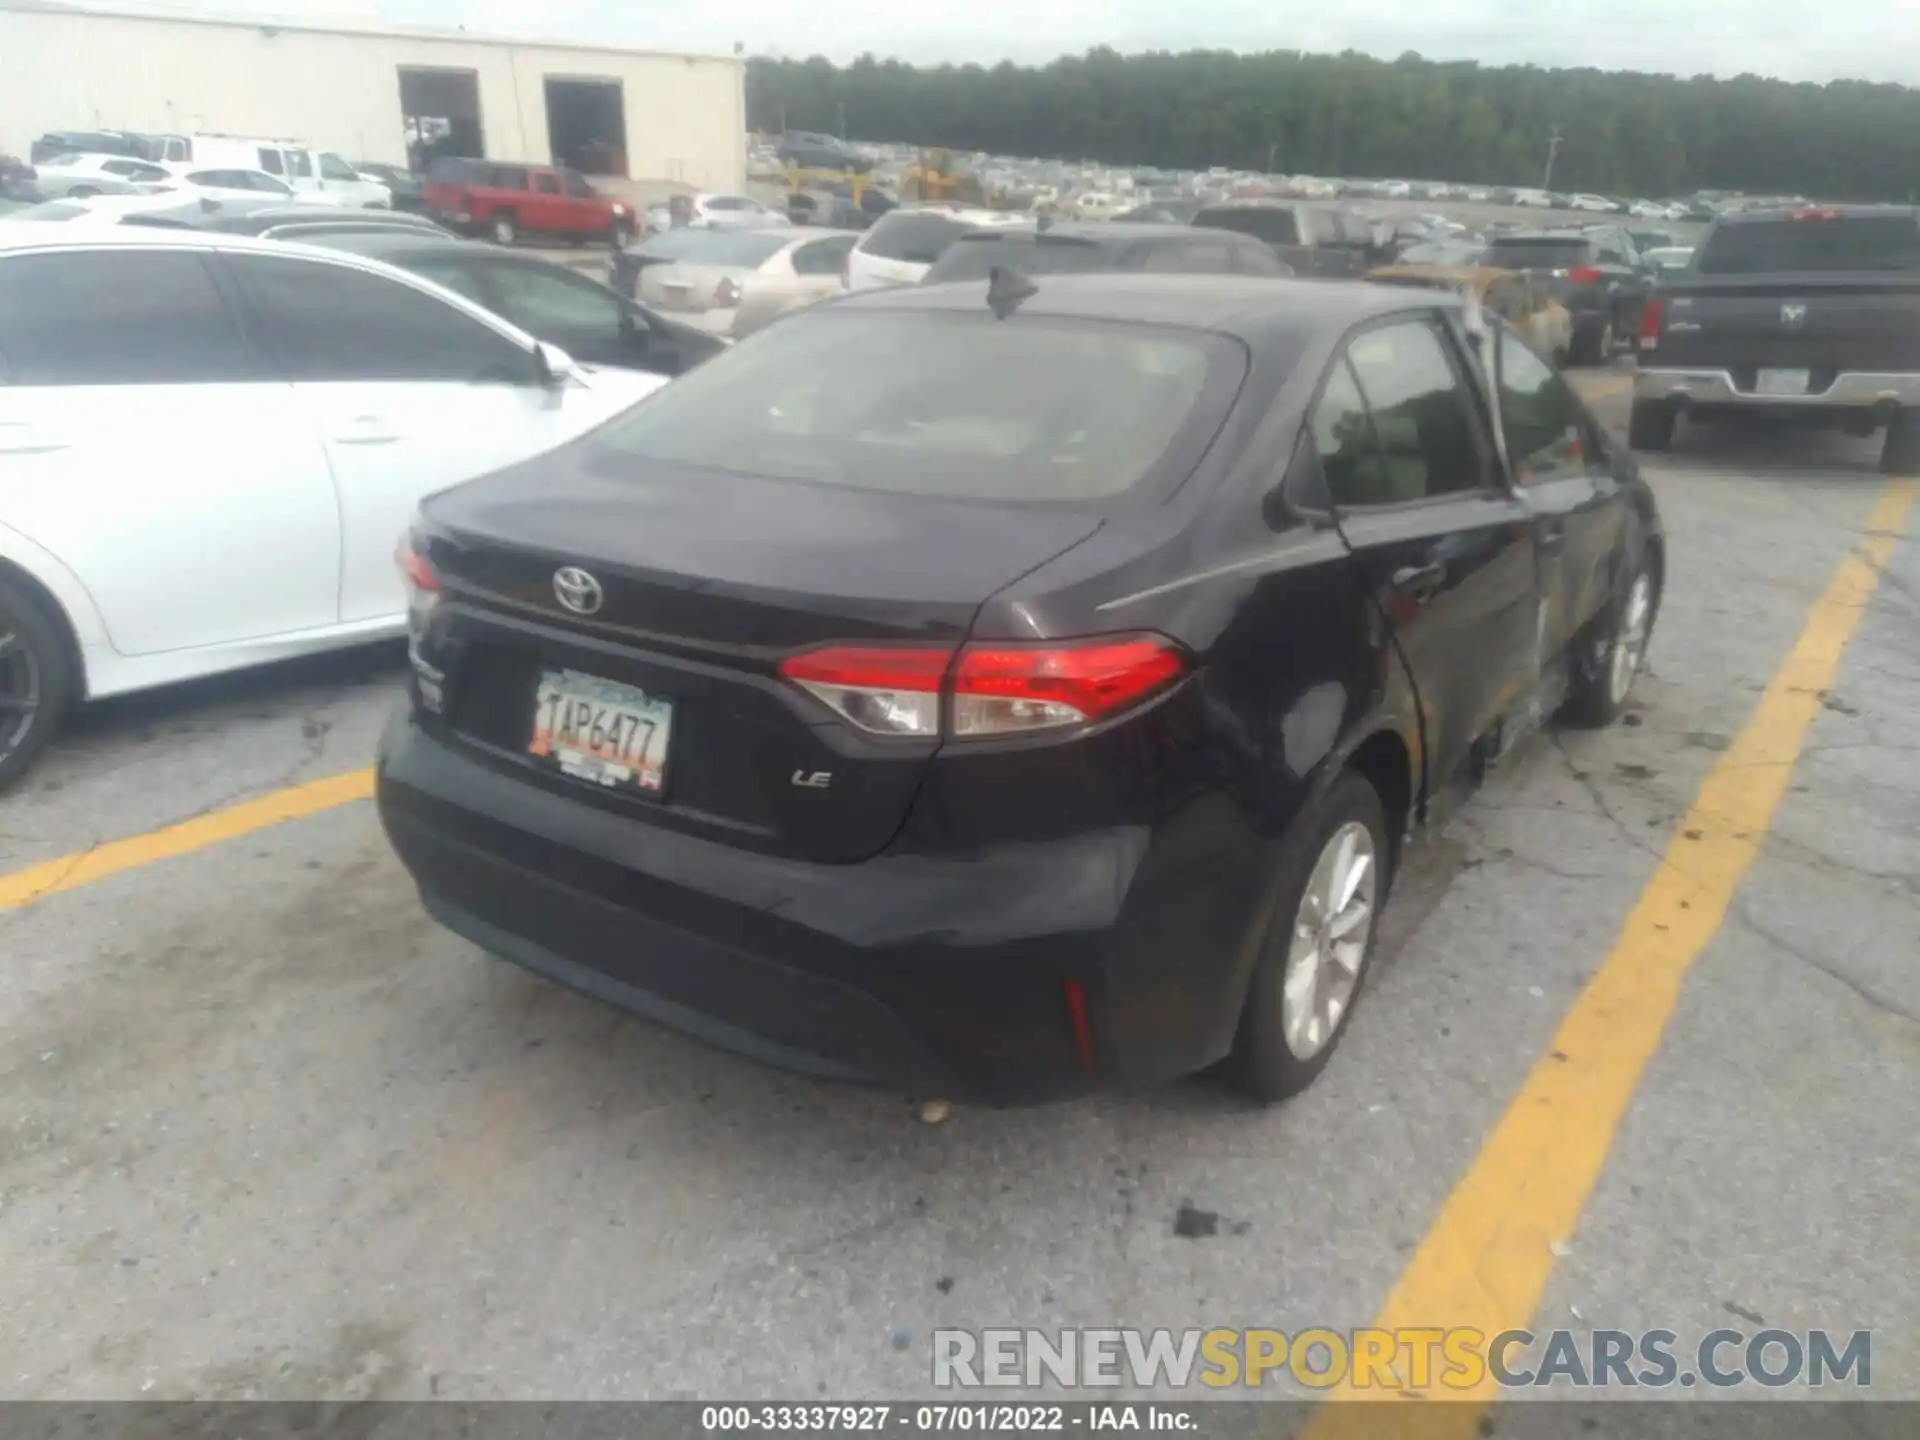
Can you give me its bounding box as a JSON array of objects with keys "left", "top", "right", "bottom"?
[
  {"left": 1334, "top": 321, "right": 1484, "bottom": 504},
  {"left": 593, "top": 309, "right": 1240, "bottom": 505},
  {"left": 562, "top": 171, "right": 596, "bottom": 198},
  {"left": 535, "top": 173, "right": 560, "bottom": 195},
  {"left": 256, "top": 148, "right": 284, "bottom": 175},
  {"left": 792, "top": 234, "right": 855, "bottom": 276},
  {"left": 287, "top": 150, "right": 314, "bottom": 179},
  {"left": 1495, "top": 328, "right": 1591, "bottom": 485},
  {"left": 490, "top": 166, "right": 530, "bottom": 191},
  {"left": 861, "top": 211, "right": 971, "bottom": 265},
  {"left": 1695, "top": 217, "right": 1920, "bottom": 274},
  {"left": 1483, "top": 238, "right": 1594, "bottom": 269},
  {"left": 1193, "top": 207, "right": 1300, "bottom": 247},
  {"left": 227, "top": 254, "right": 537, "bottom": 384},
  {"left": 0, "top": 251, "right": 257, "bottom": 386}
]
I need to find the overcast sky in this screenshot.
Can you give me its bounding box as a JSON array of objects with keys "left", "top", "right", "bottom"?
[{"left": 159, "top": 0, "right": 1920, "bottom": 85}]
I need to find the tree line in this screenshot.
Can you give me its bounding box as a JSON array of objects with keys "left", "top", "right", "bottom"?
[{"left": 747, "top": 48, "right": 1920, "bottom": 202}]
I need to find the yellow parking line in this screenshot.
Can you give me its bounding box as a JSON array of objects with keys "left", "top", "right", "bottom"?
[
  {"left": 1302, "top": 477, "right": 1916, "bottom": 1435},
  {"left": 0, "top": 768, "right": 375, "bottom": 913}
]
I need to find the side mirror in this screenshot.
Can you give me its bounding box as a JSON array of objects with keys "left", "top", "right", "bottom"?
[{"left": 533, "top": 341, "right": 577, "bottom": 386}]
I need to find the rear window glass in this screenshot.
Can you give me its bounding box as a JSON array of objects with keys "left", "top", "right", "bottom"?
[
  {"left": 1695, "top": 217, "right": 1920, "bottom": 274},
  {"left": 1193, "top": 208, "right": 1299, "bottom": 247},
  {"left": 923, "top": 234, "right": 1106, "bottom": 283},
  {"left": 661, "top": 230, "right": 793, "bottom": 267},
  {"left": 860, "top": 211, "right": 974, "bottom": 264},
  {"left": 593, "top": 310, "right": 1241, "bottom": 505},
  {"left": 1482, "top": 238, "right": 1596, "bottom": 268}
]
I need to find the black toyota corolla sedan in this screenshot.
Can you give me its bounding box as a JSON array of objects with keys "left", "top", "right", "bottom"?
[{"left": 377, "top": 274, "right": 1664, "bottom": 1106}]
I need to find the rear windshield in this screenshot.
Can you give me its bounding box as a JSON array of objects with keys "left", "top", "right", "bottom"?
[
  {"left": 1193, "top": 207, "right": 1299, "bottom": 246},
  {"left": 1483, "top": 238, "right": 1595, "bottom": 268},
  {"left": 1695, "top": 217, "right": 1920, "bottom": 274},
  {"left": 923, "top": 234, "right": 1109, "bottom": 283},
  {"left": 666, "top": 230, "right": 793, "bottom": 267},
  {"left": 592, "top": 309, "right": 1242, "bottom": 504},
  {"left": 860, "top": 212, "right": 979, "bottom": 264}
]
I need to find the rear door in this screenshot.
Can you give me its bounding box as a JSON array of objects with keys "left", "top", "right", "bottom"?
[
  {"left": 0, "top": 246, "right": 339, "bottom": 655},
  {"left": 223, "top": 251, "right": 653, "bottom": 626},
  {"left": 1315, "top": 315, "right": 1540, "bottom": 794},
  {"left": 1491, "top": 325, "right": 1622, "bottom": 658},
  {"left": 525, "top": 170, "right": 568, "bottom": 234}
]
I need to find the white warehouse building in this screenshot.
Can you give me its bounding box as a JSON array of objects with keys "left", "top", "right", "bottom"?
[{"left": 0, "top": 0, "right": 747, "bottom": 191}]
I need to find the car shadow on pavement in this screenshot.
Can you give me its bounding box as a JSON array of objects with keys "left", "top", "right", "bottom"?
[{"left": 57, "top": 641, "right": 408, "bottom": 752}]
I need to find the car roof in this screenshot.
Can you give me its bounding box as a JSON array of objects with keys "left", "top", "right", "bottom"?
[{"left": 848, "top": 272, "right": 1446, "bottom": 341}]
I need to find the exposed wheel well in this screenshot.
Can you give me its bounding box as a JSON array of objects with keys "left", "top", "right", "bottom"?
[
  {"left": 1347, "top": 728, "right": 1414, "bottom": 872},
  {"left": 0, "top": 559, "right": 85, "bottom": 701}
]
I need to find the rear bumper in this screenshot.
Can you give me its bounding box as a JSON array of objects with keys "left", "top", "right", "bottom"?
[
  {"left": 1635, "top": 367, "right": 1920, "bottom": 410},
  {"left": 376, "top": 711, "right": 1246, "bottom": 1104}
]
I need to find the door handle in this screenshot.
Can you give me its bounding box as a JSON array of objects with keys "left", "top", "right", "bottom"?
[
  {"left": 332, "top": 415, "right": 401, "bottom": 445},
  {"left": 1539, "top": 521, "right": 1568, "bottom": 554},
  {"left": 0, "top": 421, "right": 67, "bottom": 455},
  {"left": 1390, "top": 562, "right": 1447, "bottom": 604}
]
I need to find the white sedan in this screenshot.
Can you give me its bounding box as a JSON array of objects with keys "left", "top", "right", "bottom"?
[
  {"left": 28, "top": 152, "right": 174, "bottom": 199},
  {"left": 635, "top": 227, "right": 857, "bottom": 338},
  {"left": 1569, "top": 193, "right": 1618, "bottom": 213},
  {"left": 0, "top": 226, "right": 669, "bottom": 787}
]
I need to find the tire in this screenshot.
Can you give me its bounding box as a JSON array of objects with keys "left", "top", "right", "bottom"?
[
  {"left": 1562, "top": 554, "right": 1655, "bottom": 728},
  {"left": 0, "top": 573, "right": 75, "bottom": 793},
  {"left": 490, "top": 212, "right": 519, "bottom": 246},
  {"left": 1628, "top": 398, "right": 1676, "bottom": 453},
  {"left": 1880, "top": 411, "right": 1920, "bottom": 475},
  {"left": 1228, "top": 770, "right": 1392, "bottom": 1104}
]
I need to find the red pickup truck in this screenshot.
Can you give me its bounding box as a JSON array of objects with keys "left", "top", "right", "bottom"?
[{"left": 422, "top": 159, "right": 634, "bottom": 246}]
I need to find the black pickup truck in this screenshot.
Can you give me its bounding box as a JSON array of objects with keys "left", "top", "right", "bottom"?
[
  {"left": 1632, "top": 205, "right": 1920, "bottom": 472},
  {"left": 1190, "top": 201, "right": 1385, "bottom": 277}
]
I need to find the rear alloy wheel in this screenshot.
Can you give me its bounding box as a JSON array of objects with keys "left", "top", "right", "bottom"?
[
  {"left": 1564, "top": 561, "right": 1654, "bottom": 727},
  {"left": 1229, "top": 771, "right": 1390, "bottom": 1103},
  {"left": 1628, "top": 398, "right": 1676, "bottom": 452},
  {"left": 0, "top": 575, "right": 74, "bottom": 792},
  {"left": 490, "top": 212, "right": 519, "bottom": 246},
  {"left": 1881, "top": 410, "right": 1920, "bottom": 475}
]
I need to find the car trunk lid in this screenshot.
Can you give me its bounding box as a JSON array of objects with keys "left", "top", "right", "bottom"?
[{"left": 417, "top": 453, "right": 1102, "bottom": 864}]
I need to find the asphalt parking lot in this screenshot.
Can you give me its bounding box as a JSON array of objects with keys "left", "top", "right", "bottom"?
[{"left": 1, "top": 371, "right": 1915, "bottom": 1411}]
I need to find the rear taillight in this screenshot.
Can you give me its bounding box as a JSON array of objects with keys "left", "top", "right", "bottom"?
[
  {"left": 1789, "top": 207, "right": 1841, "bottom": 222},
  {"left": 1638, "top": 297, "right": 1665, "bottom": 351},
  {"left": 395, "top": 533, "right": 441, "bottom": 627},
  {"left": 1564, "top": 265, "right": 1604, "bottom": 284},
  {"left": 778, "top": 646, "right": 949, "bottom": 737},
  {"left": 949, "top": 638, "right": 1188, "bottom": 736},
  {"left": 776, "top": 635, "right": 1188, "bottom": 740}
]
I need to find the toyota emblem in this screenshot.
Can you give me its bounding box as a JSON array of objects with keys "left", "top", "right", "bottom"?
[
  {"left": 552, "top": 566, "right": 604, "bottom": 616},
  {"left": 1780, "top": 303, "right": 1807, "bottom": 330}
]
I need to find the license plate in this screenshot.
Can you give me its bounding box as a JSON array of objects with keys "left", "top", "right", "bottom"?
[
  {"left": 1756, "top": 368, "right": 1811, "bottom": 397},
  {"left": 529, "top": 670, "right": 671, "bottom": 794}
]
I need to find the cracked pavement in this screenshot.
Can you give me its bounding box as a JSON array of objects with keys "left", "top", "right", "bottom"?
[{"left": 0, "top": 380, "right": 1914, "bottom": 1402}]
